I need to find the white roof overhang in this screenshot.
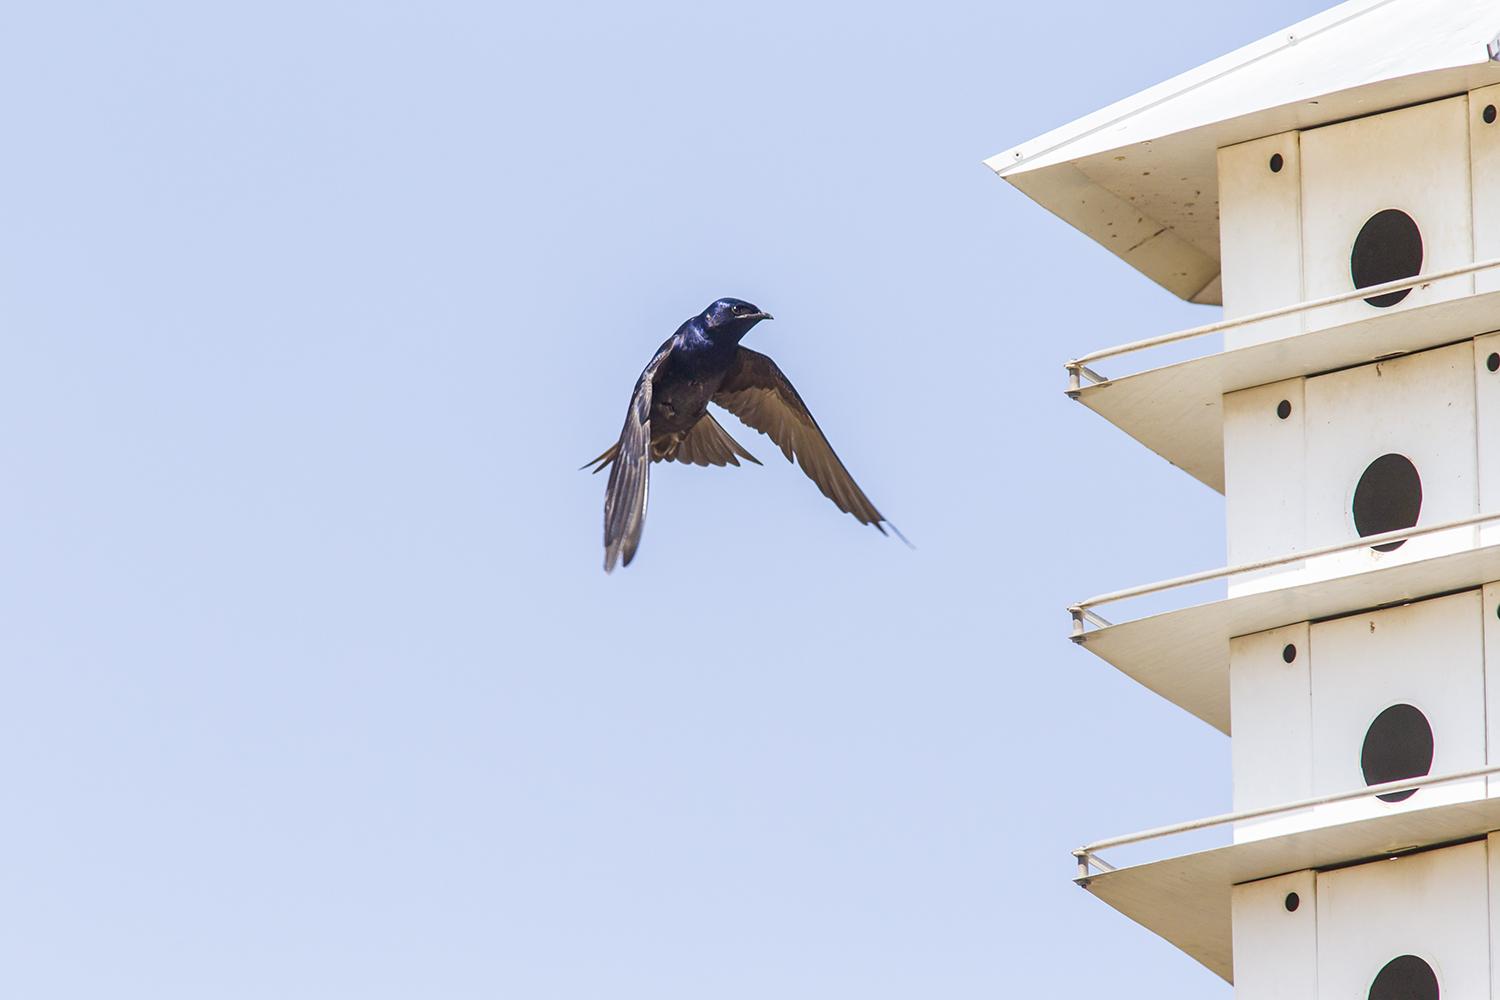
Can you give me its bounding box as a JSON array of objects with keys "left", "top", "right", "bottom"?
[
  {"left": 1082, "top": 797, "right": 1500, "bottom": 982},
  {"left": 1074, "top": 287, "right": 1500, "bottom": 493},
  {"left": 988, "top": 0, "right": 1500, "bottom": 302},
  {"left": 1078, "top": 541, "right": 1500, "bottom": 734}
]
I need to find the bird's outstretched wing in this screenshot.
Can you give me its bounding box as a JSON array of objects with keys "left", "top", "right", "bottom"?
[
  {"left": 713, "top": 347, "right": 891, "bottom": 533},
  {"left": 600, "top": 341, "right": 672, "bottom": 572}
]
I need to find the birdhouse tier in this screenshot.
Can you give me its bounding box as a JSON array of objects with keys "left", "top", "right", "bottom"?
[
  {"left": 1231, "top": 590, "right": 1500, "bottom": 843},
  {"left": 1226, "top": 339, "right": 1500, "bottom": 595},
  {"left": 1069, "top": 281, "right": 1500, "bottom": 493},
  {"left": 988, "top": 1, "right": 1500, "bottom": 303},
  {"left": 1064, "top": 86, "right": 1500, "bottom": 496},
  {"left": 1074, "top": 546, "right": 1500, "bottom": 733},
  {"left": 1077, "top": 797, "right": 1500, "bottom": 983}
]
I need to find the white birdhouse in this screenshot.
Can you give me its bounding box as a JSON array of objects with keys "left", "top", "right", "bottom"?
[{"left": 993, "top": 0, "right": 1500, "bottom": 990}]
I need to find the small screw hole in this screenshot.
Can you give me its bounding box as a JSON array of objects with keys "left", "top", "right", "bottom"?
[
  {"left": 1488, "top": 352, "right": 1499, "bottom": 373},
  {"left": 1282, "top": 644, "right": 1297, "bottom": 663},
  {"left": 1486, "top": 104, "right": 1497, "bottom": 124},
  {"left": 1284, "top": 892, "right": 1300, "bottom": 912},
  {"left": 1269, "top": 153, "right": 1284, "bottom": 173},
  {"left": 1276, "top": 399, "right": 1292, "bottom": 420}
]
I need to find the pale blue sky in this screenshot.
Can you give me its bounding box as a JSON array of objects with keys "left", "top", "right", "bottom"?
[{"left": 3, "top": 1, "right": 1324, "bottom": 996}]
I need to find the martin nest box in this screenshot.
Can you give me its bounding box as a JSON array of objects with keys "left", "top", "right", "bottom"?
[{"left": 993, "top": 0, "right": 1500, "bottom": 994}]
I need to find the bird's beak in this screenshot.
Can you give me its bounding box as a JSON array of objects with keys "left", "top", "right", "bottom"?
[{"left": 755, "top": 311, "right": 774, "bottom": 321}]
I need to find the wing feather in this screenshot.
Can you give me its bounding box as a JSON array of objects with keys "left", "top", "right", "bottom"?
[
  {"left": 713, "top": 347, "right": 889, "bottom": 532},
  {"left": 601, "top": 341, "right": 671, "bottom": 571}
]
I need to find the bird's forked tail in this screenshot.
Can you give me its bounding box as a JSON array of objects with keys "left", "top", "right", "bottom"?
[{"left": 580, "top": 443, "right": 620, "bottom": 474}]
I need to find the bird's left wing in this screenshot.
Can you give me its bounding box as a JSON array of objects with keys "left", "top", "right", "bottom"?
[
  {"left": 602, "top": 340, "right": 672, "bottom": 571},
  {"left": 713, "top": 347, "right": 891, "bottom": 533}
]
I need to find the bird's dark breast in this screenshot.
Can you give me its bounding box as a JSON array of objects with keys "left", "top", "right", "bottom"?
[{"left": 650, "top": 364, "right": 724, "bottom": 436}]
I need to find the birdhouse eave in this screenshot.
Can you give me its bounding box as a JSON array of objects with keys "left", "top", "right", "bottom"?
[{"left": 990, "top": 0, "right": 1500, "bottom": 303}]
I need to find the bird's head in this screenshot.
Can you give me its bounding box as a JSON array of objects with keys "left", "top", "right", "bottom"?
[{"left": 700, "top": 297, "right": 773, "bottom": 342}]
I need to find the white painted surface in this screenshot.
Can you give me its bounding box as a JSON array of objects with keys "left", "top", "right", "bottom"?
[
  {"left": 1079, "top": 542, "right": 1500, "bottom": 735},
  {"left": 1300, "top": 96, "right": 1474, "bottom": 330},
  {"left": 1478, "top": 331, "right": 1500, "bottom": 549},
  {"left": 989, "top": 0, "right": 1500, "bottom": 300},
  {"left": 1225, "top": 378, "right": 1306, "bottom": 596},
  {"left": 1486, "top": 583, "right": 1500, "bottom": 800},
  {"left": 1082, "top": 796, "right": 1500, "bottom": 983},
  {"left": 1316, "top": 840, "right": 1490, "bottom": 1000},
  {"left": 1219, "top": 133, "right": 1303, "bottom": 349},
  {"left": 1310, "top": 592, "right": 1486, "bottom": 828},
  {"left": 1489, "top": 832, "right": 1500, "bottom": 991},
  {"left": 1471, "top": 84, "right": 1500, "bottom": 294},
  {"left": 1230, "top": 871, "right": 1316, "bottom": 1000},
  {"left": 1074, "top": 292, "right": 1500, "bottom": 494},
  {"left": 1230, "top": 623, "right": 1311, "bottom": 843},
  {"left": 1303, "top": 342, "right": 1478, "bottom": 581}
]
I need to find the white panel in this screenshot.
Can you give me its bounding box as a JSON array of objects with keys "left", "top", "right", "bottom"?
[
  {"left": 1301, "top": 96, "right": 1473, "bottom": 330},
  {"left": 1478, "top": 331, "right": 1500, "bottom": 549},
  {"left": 1310, "top": 592, "right": 1485, "bottom": 829},
  {"left": 1230, "top": 623, "right": 1310, "bottom": 843},
  {"left": 1225, "top": 378, "right": 1306, "bottom": 596},
  {"left": 1490, "top": 832, "right": 1500, "bottom": 995},
  {"left": 1471, "top": 84, "right": 1500, "bottom": 295},
  {"left": 1231, "top": 871, "right": 1315, "bottom": 1000},
  {"left": 1317, "top": 841, "right": 1489, "bottom": 1000},
  {"left": 1218, "top": 132, "right": 1302, "bottom": 349},
  {"left": 1303, "top": 342, "right": 1478, "bottom": 582},
  {"left": 1487, "top": 583, "right": 1500, "bottom": 800}
]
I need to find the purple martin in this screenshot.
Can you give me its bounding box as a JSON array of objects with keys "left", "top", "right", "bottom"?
[{"left": 584, "top": 297, "right": 900, "bottom": 572}]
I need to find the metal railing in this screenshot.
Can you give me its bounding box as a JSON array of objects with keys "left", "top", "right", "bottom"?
[
  {"left": 1064, "top": 257, "right": 1500, "bottom": 391},
  {"left": 1068, "top": 510, "right": 1500, "bottom": 639},
  {"left": 1073, "top": 762, "right": 1500, "bottom": 879}
]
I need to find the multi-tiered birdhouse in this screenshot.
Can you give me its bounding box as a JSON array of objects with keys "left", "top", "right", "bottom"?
[{"left": 995, "top": 1, "right": 1500, "bottom": 994}]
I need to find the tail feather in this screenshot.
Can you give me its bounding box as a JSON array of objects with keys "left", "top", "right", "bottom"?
[
  {"left": 581, "top": 443, "right": 620, "bottom": 474},
  {"left": 666, "top": 413, "right": 762, "bottom": 468}
]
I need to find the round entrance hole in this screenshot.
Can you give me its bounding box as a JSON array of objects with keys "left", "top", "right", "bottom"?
[
  {"left": 1351, "top": 209, "right": 1424, "bottom": 307},
  {"left": 1368, "top": 954, "right": 1439, "bottom": 1000},
  {"left": 1352, "top": 454, "right": 1422, "bottom": 552},
  {"left": 1361, "top": 704, "right": 1434, "bottom": 803}
]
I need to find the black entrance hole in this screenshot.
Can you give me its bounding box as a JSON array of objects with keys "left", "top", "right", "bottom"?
[
  {"left": 1361, "top": 704, "right": 1434, "bottom": 803},
  {"left": 1368, "top": 954, "right": 1438, "bottom": 1000},
  {"left": 1352, "top": 454, "right": 1422, "bottom": 552},
  {"left": 1351, "top": 209, "right": 1424, "bottom": 307}
]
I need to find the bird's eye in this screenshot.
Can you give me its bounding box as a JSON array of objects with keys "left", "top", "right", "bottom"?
[{"left": 734, "top": 304, "right": 749, "bottom": 314}]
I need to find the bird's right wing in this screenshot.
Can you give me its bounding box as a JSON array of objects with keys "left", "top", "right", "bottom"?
[
  {"left": 602, "top": 341, "right": 672, "bottom": 572},
  {"left": 713, "top": 347, "right": 889, "bottom": 532}
]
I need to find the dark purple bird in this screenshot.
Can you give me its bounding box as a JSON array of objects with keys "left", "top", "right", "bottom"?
[{"left": 584, "top": 297, "right": 900, "bottom": 572}]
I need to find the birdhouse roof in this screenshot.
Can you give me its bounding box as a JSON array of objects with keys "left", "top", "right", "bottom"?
[{"left": 988, "top": 0, "right": 1500, "bottom": 304}]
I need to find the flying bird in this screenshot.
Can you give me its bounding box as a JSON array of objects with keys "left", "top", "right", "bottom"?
[{"left": 584, "top": 297, "right": 900, "bottom": 571}]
